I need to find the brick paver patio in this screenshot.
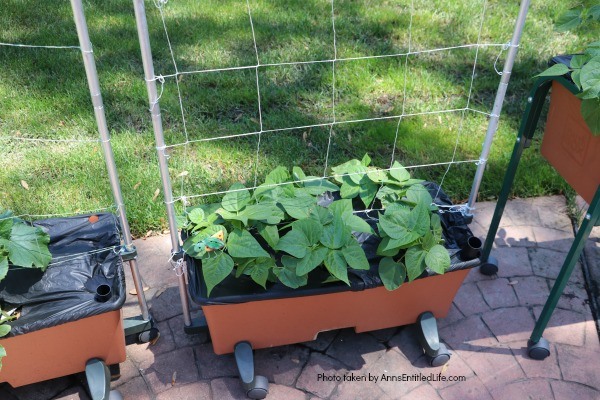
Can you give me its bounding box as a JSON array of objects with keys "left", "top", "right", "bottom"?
[{"left": 2, "top": 196, "right": 599, "bottom": 399}]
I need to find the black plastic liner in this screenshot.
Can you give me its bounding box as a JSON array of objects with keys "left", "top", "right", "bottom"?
[
  {"left": 186, "top": 183, "right": 477, "bottom": 305},
  {"left": 0, "top": 213, "right": 126, "bottom": 336}
]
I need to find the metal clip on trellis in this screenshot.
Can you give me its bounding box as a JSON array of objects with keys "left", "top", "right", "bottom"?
[{"left": 479, "top": 75, "right": 600, "bottom": 359}]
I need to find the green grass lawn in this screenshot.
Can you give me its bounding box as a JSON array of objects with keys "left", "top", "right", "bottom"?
[{"left": 0, "top": 0, "right": 596, "bottom": 236}]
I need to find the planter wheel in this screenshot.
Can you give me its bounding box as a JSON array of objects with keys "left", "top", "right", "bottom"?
[
  {"left": 235, "top": 341, "right": 269, "bottom": 399},
  {"left": 108, "top": 390, "right": 123, "bottom": 400},
  {"left": 138, "top": 327, "right": 160, "bottom": 344},
  {"left": 428, "top": 344, "right": 451, "bottom": 367},
  {"left": 479, "top": 256, "right": 499, "bottom": 276},
  {"left": 527, "top": 338, "right": 551, "bottom": 360}
]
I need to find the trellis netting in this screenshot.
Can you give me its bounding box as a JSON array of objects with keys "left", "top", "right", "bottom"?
[{"left": 132, "top": 0, "right": 530, "bottom": 325}]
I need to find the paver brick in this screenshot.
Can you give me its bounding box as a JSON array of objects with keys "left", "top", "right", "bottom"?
[
  {"left": 532, "top": 226, "right": 576, "bottom": 253},
  {"left": 551, "top": 380, "right": 600, "bottom": 400},
  {"left": 438, "top": 376, "right": 492, "bottom": 400},
  {"left": 54, "top": 386, "right": 90, "bottom": 400},
  {"left": 452, "top": 282, "right": 490, "bottom": 316},
  {"left": 533, "top": 307, "right": 586, "bottom": 347},
  {"left": 148, "top": 287, "right": 185, "bottom": 322},
  {"left": 168, "top": 311, "right": 209, "bottom": 348},
  {"left": 210, "top": 377, "right": 247, "bottom": 400},
  {"left": 557, "top": 344, "right": 600, "bottom": 389},
  {"left": 493, "top": 246, "right": 533, "bottom": 278},
  {"left": 302, "top": 329, "right": 339, "bottom": 352},
  {"left": 463, "top": 346, "right": 525, "bottom": 391},
  {"left": 489, "top": 378, "right": 552, "bottom": 400},
  {"left": 329, "top": 378, "right": 384, "bottom": 400},
  {"left": 194, "top": 344, "right": 239, "bottom": 380},
  {"left": 138, "top": 347, "right": 199, "bottom": 394},
  {"left": 367, "top": 348, "right": 422, "bottom": 398},
  {"left": 155, "top": 381, "right": 211, "bottom": 400},
  {"left": 111, "top": 358, "right": 141, "bottom": 388},
  {"left": 529, "top": 247, "right": 585, "bottom": 284},
  {"left": 325, "top": 329, "right": 387, "bottom": 371},
  {"left": 267, "top": 383, "right": 309, "bottom": 400},
  {"left": 403, "top": 384, "right": 442, "bottom": 400},
  {"left": 512, "top": 276, "right": 550, "bottom": 307},
  {"left": 296, "top": 352, "right": 346, "bottom": 398},
  {"left": 425, "top": 351, "right": 475, "bottom": 390},
  {"left": 477, "top": 278, "right": 519, "bottom": 309},
  {"left": 388, "top": 326, "right": 425, "bottom": 363},
  {"left": 508, "top": 341, "right": 561, "bottom": 380},
  {"left": 254, "top": 345, "right": 310, "bottom": 386},
  {"left": 116, "top": 376, "right": 152, "bottom": 400},
  {"left": 438, "top": 303, "right": 465, "bottom": 329},
  {"left": 127, "top": 320, "right": 175, "bottom": 365},
  {"left": 494, "top": 226, "right": 536, "bottom": 248},
  {"left": 368, "top": 327, "right": 398, "bottom": 343},
  {"left": 439, "top": 315, "right": 497, "bottom": 357}
]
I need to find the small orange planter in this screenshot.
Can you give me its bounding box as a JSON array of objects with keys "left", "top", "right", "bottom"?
[
  {"left": 0, "top": 310, "right": 126, "bottom": 388},
  {"left": 203, "top": 269, "right": 469, "bottom": 355},
  {"left": 541, "top": 81, "right": 600, "bottom": 204}
]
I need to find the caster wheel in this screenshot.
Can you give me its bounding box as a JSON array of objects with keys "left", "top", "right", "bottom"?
[
  {"left": 427, "top": 343, "right": 451, "bottom": 367},
  {"left": 479, "top": 256, "right": 498, "bottom": 276},
  {"left": 246, "top": 375, "right": 268, "bottom": 399},
  {"left": 527, "top": 338, "right": 550, "bottom": 360},
  {"left": 138, "top": 327, "right": 160, "bottom": 344},
  {"left": 108, "top": 390, "right": 123, "bottom": 400}
]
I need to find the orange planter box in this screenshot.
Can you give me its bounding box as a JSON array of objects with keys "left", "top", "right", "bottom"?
[
  {"left": 203, "top": 269, "right": 469, "bottom": 355},
  {"left": 0, "top": 310, "right": 126, "bottom": 388},
  {"left": 541, "top": 81, "right": 600, "bottom": 204}
]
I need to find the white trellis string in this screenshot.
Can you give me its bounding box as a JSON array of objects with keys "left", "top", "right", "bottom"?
[
  {"left": 245, "top": 0, "right": 265, "bottom": 187},
  {"left": 148, "top": 42, "right": 509, "bottom": 82},
  {"left": 494, "top": 41, "right": 513, "bottom": 75},
  {"left": 434, "top": 0, "right": 488, "bottom": 202},
  {"left": 0, "top": 42, "right": 80, "bottom": 50},
  {"left": 145, "top": 0, "right": 510, "bottom": 210},
  {"left": 322, "top": 0, "right": 338, "bottom": 177}
]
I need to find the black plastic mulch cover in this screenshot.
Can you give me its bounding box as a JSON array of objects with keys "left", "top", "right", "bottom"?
[
  {"left": 0, "top": 213, "right": 126, "bottom": 336},
  {"left": 186, "top": 183, "right": 477, "bottom": 305}
]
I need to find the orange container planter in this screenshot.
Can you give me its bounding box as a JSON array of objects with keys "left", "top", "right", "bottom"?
[
  {"left": 203, "top": 269, "right": 469, "bottom": 355},
  {"left": 0, "top": 310, "right": 126, "bottom": 388},
  {"left": 541, "top": 81, "right": 600, "bottom": 204}
]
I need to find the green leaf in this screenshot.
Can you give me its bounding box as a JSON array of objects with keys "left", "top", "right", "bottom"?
[
  {"left": 278, "top": 257, "right": 308, "bottom": 288},
  {"left": 292, "top": 166, "right": 306, "bottom": 181},
  {"left": 580, "top": 57, "right": 600, "bottom": 98},
  {"left": 589, "top": 5, "right": 600, "bottom": 20},
  {"left": 345, "top": 214, "right": 374, "bottom": 234},
  {"left": 265, "top": 166, "right": 290, "bottom": 184},
  {"left": 278, "top": 195, "right": 315, "bottom": 220},
  {"left": 0, "top": 324, "right": 10, "bottom": 337},
  {"left": 405, "top": 247, "right": 427, "bottom": 281},
  {"left": 359, "top": 175, "right": 379, "bottom": 207},
  {"left": 257, "top": 223, "right": 279, "bottom": 248},
  {"left": 217, "top": 208, "right": 249, "bottom": 226},
  {"left": 422, "top": 230, "right": 437, "bottom": 251},
  {"left": 296, "top": 246, "right": 328, "bottom": 275},
  {"left": 187, "top": 208, "right": 205, "bottom": 224},
  {"left": 376, "top": 237, "right": 400, "bottom": 257},
  {"left": 303, "top": 178, "right": 340, "bottom": 195},
  {"left": 378, "top": 257, "right": 406, "bottom": 290},
  {"left": 366, "top": 168, "right": 387, "bottom": 183},
  {"left": 222, "top": 183, "right": 251, "bottom": 212},
  {"left": 340, "top": 178, "right": 360, "bottom": 199},
  {"left": 570, "top": 54, "right": 589, "bottom": 70},
  {"left": 430, "top": 213, "right": 443, "bottom": 238},
  {"left": 227, "top": 229, "right": 270, "bottom": 258},
  {"left": 329, "top": 199, "right": 353, "bottom": 219},
  {"left": 586, "top": 41, "right": 600, "bottom": 57},
  {"left": 309, "top": 207, "right": 334, "bottom": 225},
  {"left": 292, "top": 218, "right": 323, "bottom": 246},
  {"left": 572, "top": 69, "right": 582, "bottom": 88},
  {"left": 389, "top": 161, "right": 410, "bottom": 182},
  {"left": 202, "top": 252, "right": 234, "bottom": 296},
  {"left": 535, "top": 63, "right": 570, "bottom": 78},
  {"left": 0, "top": 256, "right": 7, "bottom": 281},
  {"left": 407, "top": 201, "right": 430, "bottom": 237},
  {"left": 425, "top": 244, "right": 451, "bottom": 274},
  {"left": 555, "top": 8, "right": 583, "bottom": 31},
  {"left": 378, "top": 211, "right": 420, "bottom": 244},
  {"left": 0, "top": 217, "right": 13, "bottom": 239},
  {"left": 406, "top": 185, "right": 433, "bottom": 206},
  {"left": 324, "top": 249, "right": 350, "bottom": 285},
  {"left": 241, "top": 204, "right": 284, "bottom": 224},
  {"left": 247, "top": 258, "right": 274, "bottom": 289},
  {"left": 361, "top": 153, "right": 372, "bottom": 166},
  {"left": 275, "top": 230, "right": 309, "bottom": 258},
  {"left": 343, "top": 240, "right": 370, "bottom": 270},
  {"left": 320, "top": 217, "right": 349, "bottom": 249},
  {"left": 0, "top": 223, "right": 51, "bottom": 269},
  {"left": 581, "top": 98, "right": 600, "bottom": 136}
]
